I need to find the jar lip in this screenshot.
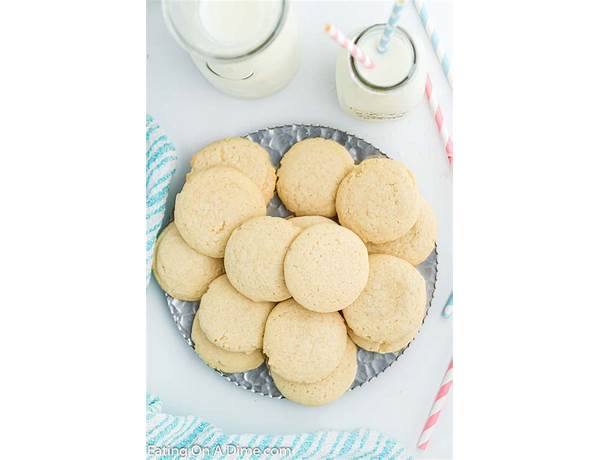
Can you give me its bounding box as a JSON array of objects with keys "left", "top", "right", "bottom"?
[
  {"left": 351, "top": 24, "right": 418, "bottom": 91},
  {"left": 162, "top": 0, "right": 288, "bottom": 62}
]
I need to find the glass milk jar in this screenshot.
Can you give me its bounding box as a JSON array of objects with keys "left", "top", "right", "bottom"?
[
  {"left": 162, "top": 0, "right": 300, "bottom": 99},
  {"left": 336, "top": 24, "right": 426, "bottom": 120}
]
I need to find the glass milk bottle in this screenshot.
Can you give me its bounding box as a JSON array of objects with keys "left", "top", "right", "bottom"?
[
  {"left": 162, "top": 0, "right": 300, "bottom": 99},
  {"left": 336, "top": 24, "right": 426, "bottom": 120}
]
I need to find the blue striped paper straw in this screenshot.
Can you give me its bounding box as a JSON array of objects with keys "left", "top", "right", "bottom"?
[
  {"left": 442, "top": 292, "right": 453, "bottom": 318},
  {"left": 413, "top": 0, "right": 453, "bottom": 87},
  {"left": 377, "top": 0, "right": 406, "bottom": 54}
]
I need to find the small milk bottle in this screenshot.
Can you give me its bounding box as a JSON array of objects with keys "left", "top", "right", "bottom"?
[
  {"left": 336, "top": 24, "right": 426, "bottom": 120},
  {"left": 162, "top": 0, "right": 300, "bottom": 99}
]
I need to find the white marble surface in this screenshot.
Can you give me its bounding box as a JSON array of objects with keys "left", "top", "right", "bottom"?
[{"left": 147, "top": 1, "right": 453, "bottom": 458}]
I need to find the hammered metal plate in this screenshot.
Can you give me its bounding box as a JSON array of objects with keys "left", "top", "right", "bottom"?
[{"left": 165, "top": 124, "right": 438, "bottom": 398}]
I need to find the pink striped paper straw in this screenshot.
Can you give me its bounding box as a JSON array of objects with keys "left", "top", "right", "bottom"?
[
  {"left": 425, "top": 74, "right": 453, "bottom": 164},
  {"left": 324, "top": 23, "right": 375, "bottom": 69},
  {"left": 417, "top": 359, "right": 453, "bottom": 450}
]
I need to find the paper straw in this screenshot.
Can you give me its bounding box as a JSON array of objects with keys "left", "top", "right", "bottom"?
[
  {"left": 377, "top": 0, "right": 406, "bottom": 54},
  {"left": 324, "top": 23, "right": 375, "bottom": 69},
  {"left": 425, "top": 74, "right": 453, "bottom": 164},
  {"left": 442, "top": 292, "right": 453, "bottom": 318},
  {"left": 417, "top": 359, "right": 453, "bottom": 450},
  {"left": 413, "top": 0, "right": 453, "bottom": 87}
]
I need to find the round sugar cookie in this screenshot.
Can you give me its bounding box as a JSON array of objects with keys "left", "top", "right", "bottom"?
[
  {"left": 174, "top": 166, "right": 266, "bottom": 258},
  {"left": 343, "top": 254, "right": 426, "bottom": 344},
  {"left": 224, "top": 216, "right": 301, "bottom": 302},
  {"left": 336, "top": 157, "right": 419, "bottom": 244},
  {"left": 152, "top": 222, "right": 224, "bottom": 301},
  {"left": 288, "top": 215, "right": 337, "bottom": 229},
  {"left": 283, "top": 223, "right": 369, "bottom": 312},
  {"left": 191, "top": 313, "right": 264, "bottom": 373},
  {"left": 198, "top": 275, "right": 274, "bottom": 353},
  {"left": 367, "top": 198, "right": 437, "bottom": 266},
  {"left": 190, "top": 137, "right": 276, "bottom": 203},
  {"left": 348, "top": 328, "right": 416, "bottom": 354},
  {"left": 271, "top": 338, "right": 357, "bottom": 406},
  {"left": 276, "top": 138, "right": 354, "bottom": 217},
  {"left": 263, "top": 299, "right": 347, "bottom": 383}
]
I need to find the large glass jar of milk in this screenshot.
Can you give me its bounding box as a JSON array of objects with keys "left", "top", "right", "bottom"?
[
  {"left": 336, "top": 24, "right": 426, "bottom": 120},
  {"left": 162, "top": 0, "right": 300, "bottom": 99}
]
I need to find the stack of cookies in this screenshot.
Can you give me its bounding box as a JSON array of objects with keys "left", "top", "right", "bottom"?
[{"left": 152, "top": 136, "right": 437, "bottom": 406}]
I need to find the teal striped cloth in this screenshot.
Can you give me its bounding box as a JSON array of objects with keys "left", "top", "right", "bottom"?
[
  {"left": 147, "top": 395, "right": 412, "bottom": 459},
  {"left": 146, "top": 115, "right": 177, "bottom": 284}
]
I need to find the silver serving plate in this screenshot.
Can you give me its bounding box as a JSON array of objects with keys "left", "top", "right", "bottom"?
[{"left": 165, "top": 124, "right": 438, "bottom": 398}]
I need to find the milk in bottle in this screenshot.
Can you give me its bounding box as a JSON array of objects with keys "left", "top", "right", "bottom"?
[
  {"left": 162, "top": 0, "right": 300, "bottom": 98},
  {"left": 336, "top": 24, "right": 425, "bottom": 120}
]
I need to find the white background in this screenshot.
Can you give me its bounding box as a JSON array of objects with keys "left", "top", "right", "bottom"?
[
  {"left": 3, "top": 1, "right": 600, "bottom": 460},
  {"left": 147, "top": 1, "right": 453, "bottom": 458}
]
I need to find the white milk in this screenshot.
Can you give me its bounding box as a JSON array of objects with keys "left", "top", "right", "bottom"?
[
  {"left": 336, "top": 25, "right": 426, "bottom": 120},
  {"left": 199, "top": 0, "right": 272, "bottom": 51},
  {"left": 162, "top": 0, "right": 300, "bottom": 98}
]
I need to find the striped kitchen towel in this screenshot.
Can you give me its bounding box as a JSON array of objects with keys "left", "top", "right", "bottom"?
[
  {"left": 147, "top": 395, "right": 413, "bottom": 460},
  {"left": 146, "top": 115, "right": 177, "bottom": 284}
]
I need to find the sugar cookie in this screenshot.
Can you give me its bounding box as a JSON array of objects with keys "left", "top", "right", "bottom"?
[
  {"left": 348, "top": 328, "right": 415, "bottom": 354},
  {"left": 174, "top": 166, "right": 266, "bottom": 258},
  {"left": 276, "top": 138, "right": 354, "bottom": 217},
  {"left": 224, "top": 216, "right": 301, "bottom": 302},
  {"left": 152, "top": 223, "right": 224, "bottom": 301},
  {"left": 366, "top": 197, "right": 437, "bottom": 265},
  {"left": 343, "top": 254, "right": 426, "bottom": 344},
  {"left": 336, "top": 157, "right": 419, "bottom": 243},
  {"left": 198, "top": 275, "right": 274, "bottom": 353},
  {"left": 271, "top": 338, "right": 357, "bottom": 406},
  {"left": 263, "top": 299, "right": 347, "bottom": 383},
  {"left": 284, "top": 223, "right": 369, "bottom": 312},
  {"left": 191, "top": 313, "right": 264, "bottom": 373},
  {"left": 190, "top": 137, "right": 276, "bottom": 203},
  {"left": 288, "top": 215, "right": 337, "bottom": 229}
]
